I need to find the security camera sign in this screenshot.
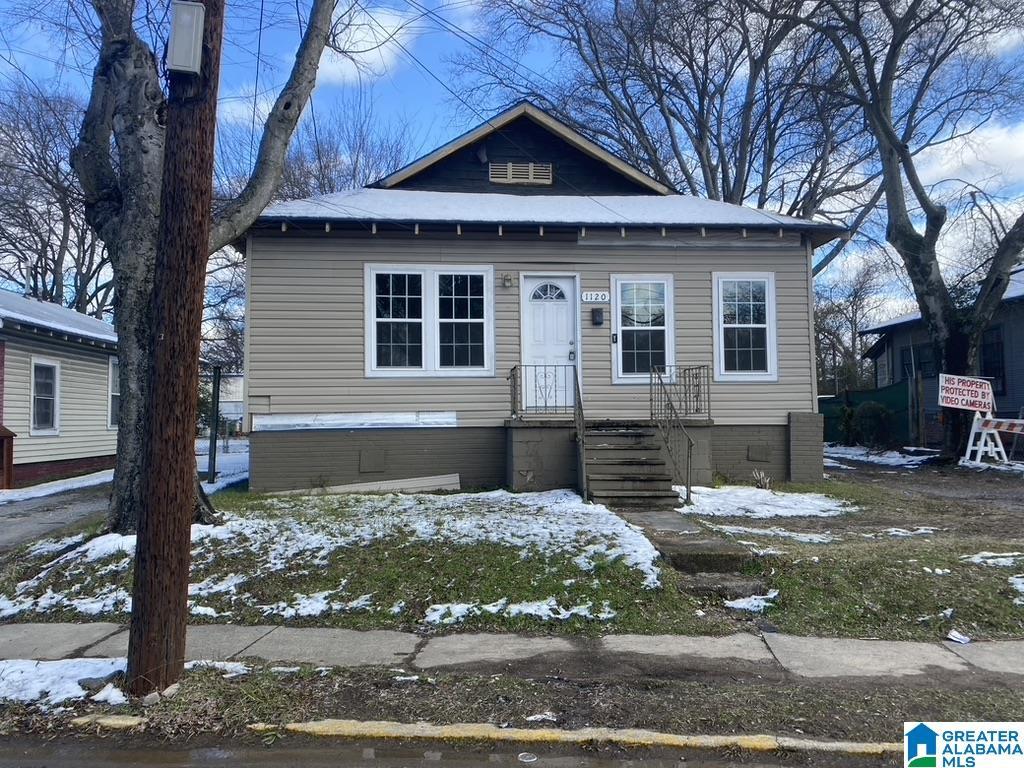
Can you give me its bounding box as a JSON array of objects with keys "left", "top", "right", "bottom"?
[{"left": 939, "top": 374, "right": 995, "bottom": 413}]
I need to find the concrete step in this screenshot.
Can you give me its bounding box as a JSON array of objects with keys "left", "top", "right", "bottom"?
[
  {"left": 586, "top": 445, "right": 662, "bottom": 460},
  {"left": 588, "top": 475, "right": 674, "bottom": 493},
  {"left": 585, "top": 458, "right": 668, "bottom": 476},
  {"left": 590, "top": 489, "right": 681, "bottom": 510},
  {"left": 676, "top": 572, "right": 768, "bottom": 600},
  {"left": 647, "top": 534, "right": 754, "bottom": 574}
]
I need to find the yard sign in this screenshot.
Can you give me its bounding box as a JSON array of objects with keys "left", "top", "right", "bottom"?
[{"left": 939, "top": 374, "right": 1009, "bottom": 464}]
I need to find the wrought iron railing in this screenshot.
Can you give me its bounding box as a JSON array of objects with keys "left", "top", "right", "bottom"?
[
  {"left": 653, "top": 365, "right": 711, "bottom": 419},
  {"left": 572, "top": 368, "right": 587, "bottom": 500},
  {"left": 508, "top": 364, "right": 577, "bottom": 417},
  {"left": 650, "top": 367, "right": 695, "bottom": 505}
]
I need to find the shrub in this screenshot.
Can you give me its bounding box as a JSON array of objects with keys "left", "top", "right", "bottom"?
[
  {"left": 854, "top": 401, "right": 895, "bottom": 450},
  {"left": 839, "top": 405, "right": 857, "bottom": 445}
]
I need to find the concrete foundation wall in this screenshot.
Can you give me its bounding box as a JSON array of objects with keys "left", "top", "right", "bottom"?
[
  {"left": 250, "top": 427, "right": 506, "bottom": 493},
  {"left": 711, "top": 425, "right": 789, "bottom": 483},
  {"left": 506, "top": 422, "right": 577, "bottom": 492},
  {"left": 788, "top": 411, "right": 824, "bottom": 483}
]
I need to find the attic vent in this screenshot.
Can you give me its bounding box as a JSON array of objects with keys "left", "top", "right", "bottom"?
[{"left": 489, "top": 162, "right": 553, "bottom": 185}]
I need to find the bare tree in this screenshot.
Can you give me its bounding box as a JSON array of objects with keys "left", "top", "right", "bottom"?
[
  {"left": 70, "top": 0, "right": 402, "bottom": 536},
  {"left": 456, "top": 0, "right": 877, "bottom": 233},
  {"left": 814, "top": 259, "right": 888, "bottom": 394},
  {"left": 205, "top": 90, "right": 413, "bottom": 372},
  {"left": 774, "top": 0, "right": 1024, "bottom": 452},
  {"left": 0, "top": 82, "right": 113, "bottom": 315}
]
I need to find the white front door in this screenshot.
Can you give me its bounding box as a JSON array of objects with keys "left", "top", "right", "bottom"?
[{"left": 521, "top": 276, "right": 577, "bottom": 412}]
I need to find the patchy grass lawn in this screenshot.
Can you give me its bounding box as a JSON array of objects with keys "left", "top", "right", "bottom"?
[
  {"left": 0, "top": 489, "right": 736, "bottom": 636},
  {"left": 689, "top": 474, "right": 1024, "bottom": 641},
  {"left": 3, "top": 662, "right": 1023, "bottom": 744}
]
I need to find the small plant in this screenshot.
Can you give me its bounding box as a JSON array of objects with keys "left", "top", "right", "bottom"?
[
  {"left": 752, "top": 469, "right": 773, "bottom": 490},
  {"left": 853, "top": 401, "right": 895, "bottom": 450}
]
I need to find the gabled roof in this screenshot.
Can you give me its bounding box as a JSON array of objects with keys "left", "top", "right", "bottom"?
[
  {"left": 261, "top": 188, "right": 846, "bottom": 245},
  {"left": 0, "top": 290, "right": 116, "bottom": 347},
  {"left": 373, "top": 101, "right": 674, "bottom": 196},
  {"left": 860, "top": 267, "right": 1024, "bottom": 335}
]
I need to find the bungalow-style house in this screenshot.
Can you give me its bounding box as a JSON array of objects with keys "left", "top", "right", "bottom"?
[
  {"left": 0, "top": 290, "right": 118, "bottom": 487},
  {"left": 860, "top": 266, "right": 1024, "bottom": 439},
  {"left": 243, "top": 103, "right": 844, "bottom": 504}
]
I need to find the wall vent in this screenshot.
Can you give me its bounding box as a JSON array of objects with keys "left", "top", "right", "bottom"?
[{"left": 489, "top": 162, "right": 553, "bottom": 185}]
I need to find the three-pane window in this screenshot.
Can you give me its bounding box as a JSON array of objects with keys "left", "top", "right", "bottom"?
[
  {"left": 31, "top": 360, "right": 58, "bottom": 433},
  {"left": 714, "top": 273, "right": 777, "bottom": 380},
  {"left": 367, "top": 265, "right": 493, "bottom": 376}
]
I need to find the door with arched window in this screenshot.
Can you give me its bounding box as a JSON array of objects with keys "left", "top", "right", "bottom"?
[{"left": 521, "top": 275, "right": 577, "bottom": 411}]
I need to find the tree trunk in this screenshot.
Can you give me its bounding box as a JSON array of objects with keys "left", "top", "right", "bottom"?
[
  {"left": 939, "top": 327, "right": 973, "bottom": 458},
  {"left": 126, "top": 0, "right": 225, "bottom": 694}
]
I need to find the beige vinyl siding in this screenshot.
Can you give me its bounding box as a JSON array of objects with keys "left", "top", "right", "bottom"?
[
  {"left": 247, "top": 232, "right": 815, "bottom": 427},
  {"left": 3, "top": 336, "right": 117, "bottom": 464}
]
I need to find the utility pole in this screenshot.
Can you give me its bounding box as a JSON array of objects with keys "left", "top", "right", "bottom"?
[{"left": 127, "top": 0, "right": 225, "bottom": 694}]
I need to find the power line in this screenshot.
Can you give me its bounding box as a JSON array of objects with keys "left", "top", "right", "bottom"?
[
  {"left": 249, "top": 0, "right": 266, "bottom": 168},
  {"left": 294, "top": 0, "right": 328, "bottom": 190}
]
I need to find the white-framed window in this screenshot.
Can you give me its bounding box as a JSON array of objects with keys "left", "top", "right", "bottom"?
[
  {"left": 30, "top": 356, "right": 60, "bottom": 435},
  {"left": 713, "top": 272, "right": 778, "bottom": 382},
  {"left": 365, "top": 264, "right": 495, "bottom": 377},
  {"left": 611, "top": 274, "right": 674, "bottom": 383},
  {"left": 108, "top": 357, "right": 120, "bottom": 429}
]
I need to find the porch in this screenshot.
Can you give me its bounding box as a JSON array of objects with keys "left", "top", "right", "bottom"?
[{"left": 505, "top": 364, "right": 713, "bottom": 508}]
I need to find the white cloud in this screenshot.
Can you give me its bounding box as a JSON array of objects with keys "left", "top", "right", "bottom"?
[
  {"left": 318, "top": 6, "right": 424, "bottom": 85},
  {"left": 218, "top": 86, "right": 278, "bottom": 126},
  {"left": 916, "top": 121, "right": 1024, "bottom": 192}
]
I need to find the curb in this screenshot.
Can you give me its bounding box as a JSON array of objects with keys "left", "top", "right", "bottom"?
[{"left": 248, "top": 719, "right": 902, "bottom": 756}]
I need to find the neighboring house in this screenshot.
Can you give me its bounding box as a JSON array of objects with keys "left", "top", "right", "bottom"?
[
  {"left": 218, "top": 374, "right": 244, "bottom": 430},
  {"left": 860, "top": 267, "right": 1024, "bottom": 431},
  {"left": 0, "top": 290, "right": 118, "bottom": 487},
  {"left": 242, "top": 102, "right": 844, "bottom": 501}
]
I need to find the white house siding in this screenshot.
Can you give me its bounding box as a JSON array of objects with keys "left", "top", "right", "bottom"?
[
  {"left": 3, "top": 335, "right": 117, "bottom": 464},
  {"left": 245, "top": 230, "right": 816, "bottom": 428}
]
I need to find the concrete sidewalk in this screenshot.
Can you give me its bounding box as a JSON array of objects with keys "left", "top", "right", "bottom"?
[{"left": 1, "top": 622, "right": 1022, "bottom": 680}]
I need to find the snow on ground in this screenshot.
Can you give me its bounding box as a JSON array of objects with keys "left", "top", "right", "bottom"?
[
  {"left": 824, "top": 444, "right": 936, "bottom": 468},
  {"left": 959, "top": 459, "right": 1024, "bottom": 476},
  {"left": 703, "top": 523, "right": 836, "bottom": 544},
  {"left": 0, "top": 658, "right": 125, "bottom": 706},
  {"left": 0, "top": 489, "right": 660, "bottom": 624},
  {"left": 961, "top": 552, "right": 1024, "bottom": 568},
  {"left": 823, "top": 458, "right": 854, "bottom": 470},
  {"left": 1011, "top": 576, "right": 1024, "bottom": 606},
  {"left": 0, "top": 440, "right": 249, "bottom": 505},
  {"left": 724, "top": 589, "right": 779, "bottom": 613},
  {"left": 863, "top": 527, "right": 939, "bottom": 538},
  {"left": 676, "top": 485, "right": 851, "bottom": 518}
]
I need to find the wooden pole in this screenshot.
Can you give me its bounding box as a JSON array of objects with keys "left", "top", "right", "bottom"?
[{"left": 127, "top": 0, "right": 225, "bottom": 694}]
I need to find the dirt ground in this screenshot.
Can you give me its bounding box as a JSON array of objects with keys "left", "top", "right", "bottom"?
[{"left": 783, "top": 459, "right": 1024, "bottom": 537}]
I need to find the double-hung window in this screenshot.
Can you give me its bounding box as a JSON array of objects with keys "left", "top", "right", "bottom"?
[
  {"left": 108, "top": 357, "right": 121, "bottom": 428},
  {"left": 611, "top": 275, "right": 674, "bottom": 382},
  {"left": 366, "top": 265, "right": 494, "bottom": 376},
  {"left": 30, "top": 357, "right": 59, "bottom": 435},
  {"left": 713, "top": 273, "right": 777, "bottom": 381}
]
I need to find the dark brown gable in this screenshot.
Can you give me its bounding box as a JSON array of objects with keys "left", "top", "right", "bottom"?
[{"left": 389, "top": 115, "right": 658, "bottom": 196}]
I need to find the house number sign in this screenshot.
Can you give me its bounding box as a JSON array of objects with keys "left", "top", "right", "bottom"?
[{"left": 581, "top": 291, "right": 610, "bottom": 303}]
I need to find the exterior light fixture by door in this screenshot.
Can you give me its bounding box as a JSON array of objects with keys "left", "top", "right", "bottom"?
[{"left": 168, "top": 1, "right": 205, "bottom": 74}]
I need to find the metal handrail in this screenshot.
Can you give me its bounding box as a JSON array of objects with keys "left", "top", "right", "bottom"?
[
  {"left": 656, "top": 365, "right": 711, "bottom": 419},
  {"left": 650, "top": 368, "right": 695, "bottom": 505},
  {"left": 573, "top": 368, "right": 587, "bottom": 500},
  {"left": 507, "top": 364, "right": 576, "bottom": 416}
]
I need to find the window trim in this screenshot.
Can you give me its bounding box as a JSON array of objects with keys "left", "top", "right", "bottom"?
[
  {"left": 610, "top": 274, "right": 675, "bottom": 385},
  {"left": 364, "top": 264, "right": 495, "bottom": 378},
  {"left": 712, "top": 272, "right": 778, "bottom": 383},
  {"left": 108, "top": 356, "right": 120, "bottom": 430},
  {"left": 29, "top": 356, "right": 60, "bottom": 436}
]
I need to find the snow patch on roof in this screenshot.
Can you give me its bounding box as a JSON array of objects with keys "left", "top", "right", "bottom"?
[
  {"left": 0, "top": 290, "right": 116, "bottom": 343},
  {"left": 261, "top": 188, "right": 839, "bottom": 231}
]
